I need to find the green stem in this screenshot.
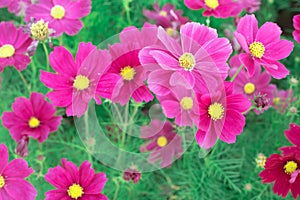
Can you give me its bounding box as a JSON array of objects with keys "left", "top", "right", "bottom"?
[
  {"left": 206, "top": 17, "right": 211, "bottom": 26},
  {"left": 113, "top": 178, "right": 120, "bottom": 200},
  {"left": 121, "top": 103, "right": 129, "bottom": 146},
  {"left": 42, "top": 42, "right": 50, "bottom": 71},
  {"left": 230, "top": 65, "right": 243, "bottom": 82},
  {"left": 17, "top": 70, "right": 30, "bottom": 94},
  {"left": 84, "top": 111, "right": 94, "bottom": 166}
]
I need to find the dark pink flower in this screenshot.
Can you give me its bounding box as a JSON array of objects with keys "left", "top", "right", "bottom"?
[
  {"left": 0, "top": 143, "right": 37, "bottom": 200},
  {"left": 0, "top": 22, "right": 32, "bottom": 72},
  {"left": 140, "top": 119, "right": 183, "bottom": 168},
  {"left": 280, "top": 124, "right": 300, "bottom": 156},
  {"left": 184, "top": 0, "right": 242, "bottom": 18},
  {"left": 234, "top": 14, "right": 294, "bottom": 79},
  {"left": 40, "top": 42, "right": 110, "bottom": 117},
  {"left": 45, "top": 158, "right": 108, "bottom": 200},
  {"left": 2, "top": 92, "right": 62, "bottom": 143},
  {"left": 25, "top": 0, "right": 91, "bottom": 37},
  {"left": 293, "top": 14, "right": 300, "bottom": 44},
  {"left": 123, "top": 167, "right": 141, "bottom": 184},
  {"left": 271, "top": 88, "right": 296, "bottom": 114},
  {"left": 196, "top": 82, "right": 251, "bottom": 149}
]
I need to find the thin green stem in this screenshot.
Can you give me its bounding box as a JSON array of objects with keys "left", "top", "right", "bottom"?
[
  {"left": 42, "top": 42, "right": 50, "bottom": 71},
  {"left": 17, "top": 70, "right": 31, "bottom": 94},
  {"left": 206, "top": 17, "right": 211, "bottom": 26},
  {"left": 230, "top": 65, "right": 243, "bottom": 82},
  {"left": 113, "top": 178, "right": 120, "bottom": 200}
]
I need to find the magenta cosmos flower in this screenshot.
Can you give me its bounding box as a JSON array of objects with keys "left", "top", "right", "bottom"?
[
  {"left": 0, "top": 144, "right": 37, "bottom": 200},
  {"left": 196, "top": 82, "right": 251, "bottom": 149},
  {"left": 40, "top": 42, "right": 110, "bottom": 117},
  {"left": 45, "top": 158, "right": 108, "bottom": 200},
  {"left": 25, "top": 0, "right": 91, "bottom": 37},
  {"left": 139, "top": 22, "right": 232, "bottom": 94},
  {"left": 97, "top": 23, "right": 157, "bottom": 105},
  {"left": 2, "top": 92, "right": 62, "bottom": 143},
  {"left": 259, "top": 153, "right": 300, "bottom": 199},
  {"left": 140, "top": 119, "right": 183, "bottom": 168},
  {"left": 184, "top": 0, "right": 242, "bottom": 18},
  {"left": 271, "top": 88, "right": 296, "bottom": 114},
  {"left": 234, "top": 14, "right": 294, "bottom": 79},
  {"left": 0, "top": 22, "right": 32, "bottom": 72},
  {"left": 157, "top": 85, "right": 199, "bottom": 127},
  {"left": 280, "top": 124, "right": 300, "bottom": 156},
  {"left": 0, "top": 0, "right": 31, "bottom": 16},
  {"left": 293, "top": 14, "right": 300, "bottom": 44},
  {"left": 123, "top": 167, "right": 141, "bottom": 184}
]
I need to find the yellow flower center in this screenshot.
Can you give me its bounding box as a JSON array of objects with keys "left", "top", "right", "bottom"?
[
  {"left": 204, "top": 0, "right": 219, "bottom": 9},
  {"left": 51, "top": 5, "right": 65, "bottom": 19},
  {"left": 28, "top": 117, "right": 40, "bottom": 128},
  {"left": 0, "top": 176, "right": 5, "bottom": 188},
  {"left": 179, "top": 53, "right": 195, "bottom": 71},
  {"left": 273, "top": 97, "right": 281, "bottom": 105},
  {"left": 73, "top": 75, "right": 90, "bottom": 90},
  {"left": 120, "top": 66, "right": 136, "bottom": 81},
  {"left": 31, "top": 19, "right": 49, "bottom": 41},
  {"left": 67, "top": 184, "right": 84, "bottom": 199},
  {"left": 180, "top": 97, "right": 193, "bottom": 110},
  {"left": 249, "top": 42, "right": 265, "bottom": 59},
  {"left": 157, "top": 136, "right": 168, "bottom": 147},
  {"left": 244, "top": 83, "right": 255, "bottom": 94},
  {"left": 284, "top": 161, "right": 298, "bottom": 174},
  {"left": 208, "top": 102, "right": 224, "bottom": 121},
  {"left": 0, "top": 44, "right": 15, "bottom": 58},
  {"left": 159, "top": 11, "right": 167, "bottom": 17},
  {"left": 166, "top": 28, "right": 174, "bottom": 36}
]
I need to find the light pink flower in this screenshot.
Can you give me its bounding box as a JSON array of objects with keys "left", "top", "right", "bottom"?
[
  {"left": 184, "top": 0, "right": 242, "bottom": 18},
  {"left": 25, "top": 0, "right": 91, "bottom": 37},
  {"left": 196, "top": 82, "right": 251, "bottom": 149},
  {"left": 0, "top": 22, "right": 32, "bottom": 72},
  {"left": 271, "top": 88, "right": 296, "bottom": 114},
  {"left": 2, "top": 92, "right": 62, "bottom": 143},
  {"left": 0, "top": 0, "right": 31, "bottom": 16},
  {"left": 140, "top": 119, "right": 183, "bottom": 168},
  {"left": 45, "top": 158, "right": 108, "bottom": 200},
  {"left": 293, "top": 14, "right": 300, "bottom": 44},
  {"left": 40, "top": 42, "right": 110, "bottom": 117},
  {"left": 0, "top": 144, "right": 37, "bottom": 200},
  {"left": 234, "top": 14, "right": 294, "bottom": 79},
  {"left": 238, "top": 0, "right": 260, "bottom": 13}
]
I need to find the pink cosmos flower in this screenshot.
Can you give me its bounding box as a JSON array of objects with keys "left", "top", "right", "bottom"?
[
  {"left": 45, "top": 158, "right": 108, "bottom": 200},
  {"left": 0, "top": 144, "right": 37, "bottom": 200},
  {"left": 293, "top": 14, "right": 300, "bottom": 44},
  {"left": 280, "top": 124, "right": 300, "bottom": 157},
  {"left": 139, "top": 22, "right": 232, "bottom": 94},
  {"left": 25, "top": 0, "right": 91, "bottom": 37},
  {"left": 259, "top": 153, "right": 300, "bottom": 199},
  {"left": 196, "top": 82, "right": 251, "bottom": 149},
  {"left": 234, "top": 14, "right": 294, "bottom": 79},
  {"left": 0, "top": 22, "right": 32, "bottom": 72},
  {"left": 157, "top": 85, "right": 199, "bottom": 127},
  {"left": 184, "top": 0, "right": 242, "bottom": 18},
  {"left": 0, "top": 0, "right": 31, "bottom": 16},
  {"left": 2, "top": 92, "right": 62, "bottom": 143},
  {"left": 123, "top": 167, "right": 141, "bottom": 184},
  {"left": 40, "top": 42, "right": 110, "bottom": 117},
  {"left": 271, "top": 88, "right": 296, "bottom": 114},
  {"left": 97, "top": 23, "right": 157, "bottom": 105},
  {"left": 143, "top": 3, "right": 189, "bottom": 29},
  {"left": 140, "top": 119, "right": 183, "bottom": 168},
  {"left": 238, "top": 0, "right": 260, "bottom": 13}
]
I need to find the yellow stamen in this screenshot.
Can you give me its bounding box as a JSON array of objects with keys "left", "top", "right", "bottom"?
[
  {"left": 51, "top": 5, "right": 65, "bottom": 19},
  {"left": 273, "top": 97, "right": 281, "bottom": 105},
  {"left": 179, "top": 53, "right": 195, "bottom": 71},
  {"left": 28, "top": 117, "right": 40, "bottom": 128},
  {"left": 255, "top": 153, "right": 266, "bottom": 168},
  {"left": 159, "top": 11, "right": 167, "bottom": 17},
  {"left": 30, "top": 19, "right": 49, "bottom": 41},
  {"left": 0, "top": 176, "right": 5, "bottom": 188},
  {"left": 0, "top": 44, "right": 15, "bottom": 58},
  {"left": 73, "top": 75, "right": 90, "bottom": 90},
  {"left": 244, "top": 83, "right": 255, "bottom": 94},
  {"left": 284, "top": 161, "right": 298, "bottom": 174},
  {"left": 204, "top": 0, "right": 219, "bottom": 9},
  {"left": 166, "top": 28, "right": 174, "bottom": 36},
  {"left": 208, "top": 102, "right": 224, "bottom": 121},
  {"left": 180, "top": 97, "right": 193, "bottom": 110},
  {"left": 67, "top": 184, "right": 84, "bottom": 199},
  {"left": 120, "top": 66, "right": 136, "bottom": 81},
  {"left": 157, "top": 136, "right": 168, "bottom": 147},
  {"left": 249, "top": 42, "right": 265, "bottom": 59}
]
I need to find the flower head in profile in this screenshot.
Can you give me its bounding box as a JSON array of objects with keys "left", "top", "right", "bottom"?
[
  {"left": 0, "top": 22, "right": 32, "bottom": 72},
  {"left": 40, "top": 42, "right": 110, "bottom": 117},
  {"left": 140, "top": 119, "right": 183, "bottom": 168},
  {"left": 293, "top": 14, "right": 300, "bottom": 44},
  {"left": 196, "top": 82, "right": 251, "bottom": 149},
  {"left": 0, "top": 144, "right": 37, "bottom": 200},
  {"left": 123, "top": 166, "right": 141, "bottom": 184},
  {"left": 2, "top": 92, "right": 62, "bottom": 143},
  {"left": 184, "top": 0, "right": 242, "bottom": 18},
  {"left": 234, "top": 14, "right": 294, "bottom": 79},
  {"left": 0, "top": 0, "right": 31, "bottom": 16},
  {"left": 45, "top": 158, "right": 108, "bottom": 200},
  {"left": 271, "top": 88, "right": 296, "bottom": 114},
  {"left": 25, "top": 0, "right": 91, "bottom": 37}
]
